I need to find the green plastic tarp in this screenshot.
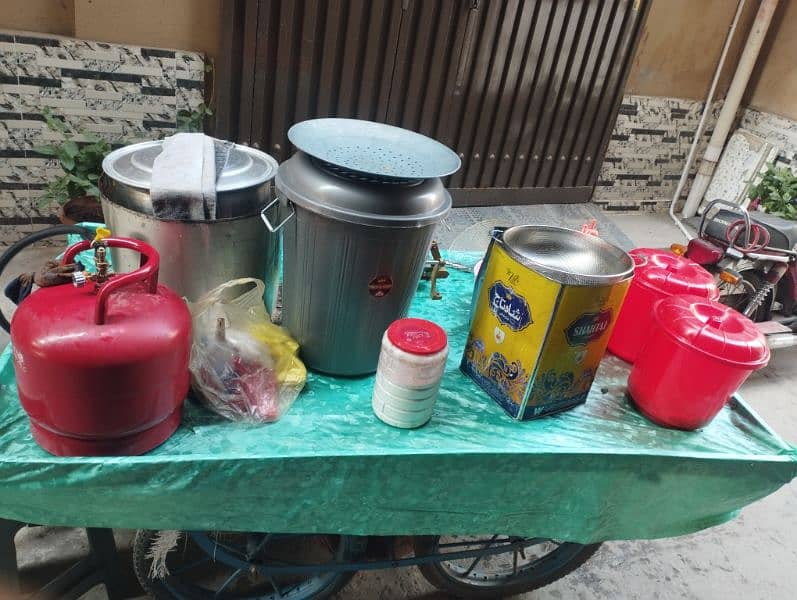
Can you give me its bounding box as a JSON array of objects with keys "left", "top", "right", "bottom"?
[{"left": 0, "top": 254, "right": 794, "bottom": 542}]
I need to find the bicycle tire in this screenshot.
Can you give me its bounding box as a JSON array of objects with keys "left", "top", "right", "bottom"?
[{"left": 413, "top": 535, "right": 601, "bottom": 599}]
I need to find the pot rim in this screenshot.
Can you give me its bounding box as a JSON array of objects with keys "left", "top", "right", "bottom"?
[
  {"left": 275, "top": 152, "right": 452, "bottom": 228},
  {"left": 102, "top": 140, "right": 279, "bottom": 192}
]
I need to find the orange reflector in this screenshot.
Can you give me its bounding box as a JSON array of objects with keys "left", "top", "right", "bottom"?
[
  {"left": 720, "top": 270, "right": 741, "bottom": 285},
  {"left": 670, "top": 243, "right": 687, "bottom": 256}
]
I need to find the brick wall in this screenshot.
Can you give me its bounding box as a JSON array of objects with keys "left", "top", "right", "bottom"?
[
  {"left": 592, "top": 94, "right": 722, "bottom": 212},
  {"left": 593, "top": 94, "right": 797, "bottom": 212},
  {"left": 0, "top": 30, "right": 204, "bottom": 244}
]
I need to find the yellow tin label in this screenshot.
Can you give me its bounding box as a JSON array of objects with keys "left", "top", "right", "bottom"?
[{"left": 461, "top": 242, "right": 630, "bottom": 419}]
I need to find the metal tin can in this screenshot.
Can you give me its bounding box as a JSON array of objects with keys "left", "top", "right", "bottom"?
[{"left": 461, "top": 226, "right": 634, "bottom": 420}]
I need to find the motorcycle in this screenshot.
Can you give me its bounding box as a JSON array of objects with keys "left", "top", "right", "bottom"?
[{"left": 672, "top": 199, "right": 797, "bottom": 348}]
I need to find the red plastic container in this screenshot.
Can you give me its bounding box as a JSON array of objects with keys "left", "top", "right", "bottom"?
[
  {"left": 628, "top": 295, "right": 769, "bottom": 430},
  {"left": 608, "top": 248, "right": 719, "bottom": 363},
  {"left": 387, "top": 318, "right": 448, "bottom": 355},
  {"left": 11, "top": 237, "right": 192, "bottom": 456}
]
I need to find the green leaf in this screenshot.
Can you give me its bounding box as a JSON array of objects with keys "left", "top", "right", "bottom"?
[
  {"left": 60, "top": 155, "right": 75, "bottom": 171},
  {"left": 62, "top": 140, "right": 79, "bottom": 158},
  {"left": 45, "top": 114, "right": 69, "bottom": 135},
  {"left": 40, "top": 177, "right": 70, "bottom": 205},
  {"left": 33, "top": 144, "right": 59, "bottom": 156},
  {"left": 67, "top": 174, "right": 91, "bottom": 186},
  {"left": 752, "top": 163, "right": 797, "bottom": 220}
]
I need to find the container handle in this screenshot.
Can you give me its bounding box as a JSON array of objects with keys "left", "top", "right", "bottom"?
[
  {"left": 260, "top": 196, "right": 295, "bottom": 233},
  {"left": 62, "top": 237, "right": 160, "bottom": 325},
  {"left": 491, "top": 226, "right": 508, "bottom": 241}
]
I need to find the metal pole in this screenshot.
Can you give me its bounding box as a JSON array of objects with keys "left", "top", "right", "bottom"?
[
  {"left": 668, "top": 0, "right": 748, "bottom": 239},
  {"left": 681, "top": 0, "right": 779, "bottom": 218}
]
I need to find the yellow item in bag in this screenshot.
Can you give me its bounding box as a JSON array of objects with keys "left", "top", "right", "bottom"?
[{"left": 188, "top": 278, "right": 307, "bottom": 423}]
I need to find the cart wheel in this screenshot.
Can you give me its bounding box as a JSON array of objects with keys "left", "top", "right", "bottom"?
[
  {"left": 133, "top": 530, "right": 365, "bottom": 600},
  {"left": 413, "top": 535, "right": 601, "bottom": 599}
]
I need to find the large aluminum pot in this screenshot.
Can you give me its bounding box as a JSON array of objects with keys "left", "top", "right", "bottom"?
[
  {"left": 101, "top": 140, "right": 280, "bottom": 305},
  {"left": 273, "top": 151, "right": 452, "bottom": 376}
]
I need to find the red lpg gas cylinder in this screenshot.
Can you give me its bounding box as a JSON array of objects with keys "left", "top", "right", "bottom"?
[
  {"left": 608, "top": 248, "right": 719, "bottom": 363},
  {"left": 628, "top": 295, "right": 769, "bottom": 430},
  {"left": 11, "top": 237, "right": 191, "bottom": 456}
]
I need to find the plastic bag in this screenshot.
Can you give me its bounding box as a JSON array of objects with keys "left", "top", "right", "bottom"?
[{"left": 188, "top": 278, "right": 306, "bottom": 422}]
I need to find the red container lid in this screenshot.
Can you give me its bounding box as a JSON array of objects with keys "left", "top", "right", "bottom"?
[
  {"left": 630, "top": 248, "right": 719, "bottom": 299},
  {"left": 653, "top": 295, "right": 770, "bottom": 367},
  {"left": 387, "top": 318, "right": 448, "bottom": 355}
]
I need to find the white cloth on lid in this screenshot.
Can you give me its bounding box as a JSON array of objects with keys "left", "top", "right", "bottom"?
[{"left": 150, "top": 133, "right": 217, "bottom": 220}]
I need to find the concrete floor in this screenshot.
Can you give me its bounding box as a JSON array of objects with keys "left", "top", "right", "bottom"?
[{"left": 2, "top": 211, "right": 796, "bottom": 599}]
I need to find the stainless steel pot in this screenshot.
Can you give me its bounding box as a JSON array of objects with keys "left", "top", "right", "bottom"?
[
  {"left": 102, "top": 141, "right": 276, "bottom": 218},
  {"left": 101, "top": 140, "right": 280, "bottom": 305},
  {"left": 272, "top": 151, "right": 453, "bottom": 376}
]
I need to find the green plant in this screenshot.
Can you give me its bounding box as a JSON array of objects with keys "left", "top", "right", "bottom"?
[
  {"left": 34, "top": 107, "right": 112, "bottom": 206},
  {"left": 748, "top": 163, "right": 797, "bottom": 220},
  {"left": 176, "top": 102, "right": 213, "bottom": 133}
]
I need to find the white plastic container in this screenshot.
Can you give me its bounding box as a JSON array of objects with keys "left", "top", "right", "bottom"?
[{"left": 372, "top": 318, "right": 448, "bottom": 428}]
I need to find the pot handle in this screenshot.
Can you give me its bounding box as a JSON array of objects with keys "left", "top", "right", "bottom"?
[
  {"left": 62, "top": 237, "right": 160, "bottom": 325},
  {"left": 260, "top": 196, "right": 295, "bottom": 233}
]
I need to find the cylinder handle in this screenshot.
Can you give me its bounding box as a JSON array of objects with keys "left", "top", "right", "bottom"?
[{"left": 62, "top": 237, "right": 160, "bottom": 325}]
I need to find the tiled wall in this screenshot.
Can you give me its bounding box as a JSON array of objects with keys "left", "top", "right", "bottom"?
[
  {"left": 593, "top": 94, "right": 797, "bottom": 212},
  {"left": 2, "top": 37, "right": 793, "bottom": 238},
  {"left": 592, "top": 94, "right": 722, "bottom": 212},
  {"left": 739, "top": 108, "right": 797, "bottom": 168},
  {"left": 0, "top": 31, "right": 205, "bottom": 244}
]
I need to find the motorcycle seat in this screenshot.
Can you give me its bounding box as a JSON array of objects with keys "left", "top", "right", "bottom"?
[{"left": 750, "top": 211, "right": 797, "bottom": 251}]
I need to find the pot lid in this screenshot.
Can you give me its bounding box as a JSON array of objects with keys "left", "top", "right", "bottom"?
[
  {"left": 630, "top": 248, "right": 719, "bottom": 298},
  {"left": 500, "top": 226, "right": 634, "bottom": 286},
  {"left": 275, "top": 151, "right": 451, "bottom": 227},
  {"left": 653, "top": 295, "right": 770, "bottom": 367},
  {"left": 102, "top": 139, "right": 278, "bottom": 192},
  {"left": 287, "top": 118, "right": 461, "bottom": 179},
  {"left": 387, "top": 318, "right": 448, "bottom": 355}
]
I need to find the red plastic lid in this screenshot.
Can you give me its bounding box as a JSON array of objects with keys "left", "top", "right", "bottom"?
[
  {"left": 630, "top": 248, "right": 719, "bottom": 299},
  {"left": 653, "top": 295, "right": 770, "bottom": 367},
  {"left": 387, "top": 318, "right": 448, "bottom": 355}
]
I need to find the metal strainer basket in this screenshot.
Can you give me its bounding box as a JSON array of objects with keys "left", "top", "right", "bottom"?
[{"left": 288, "top": 118, "right": 461, "bottom": 180}]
